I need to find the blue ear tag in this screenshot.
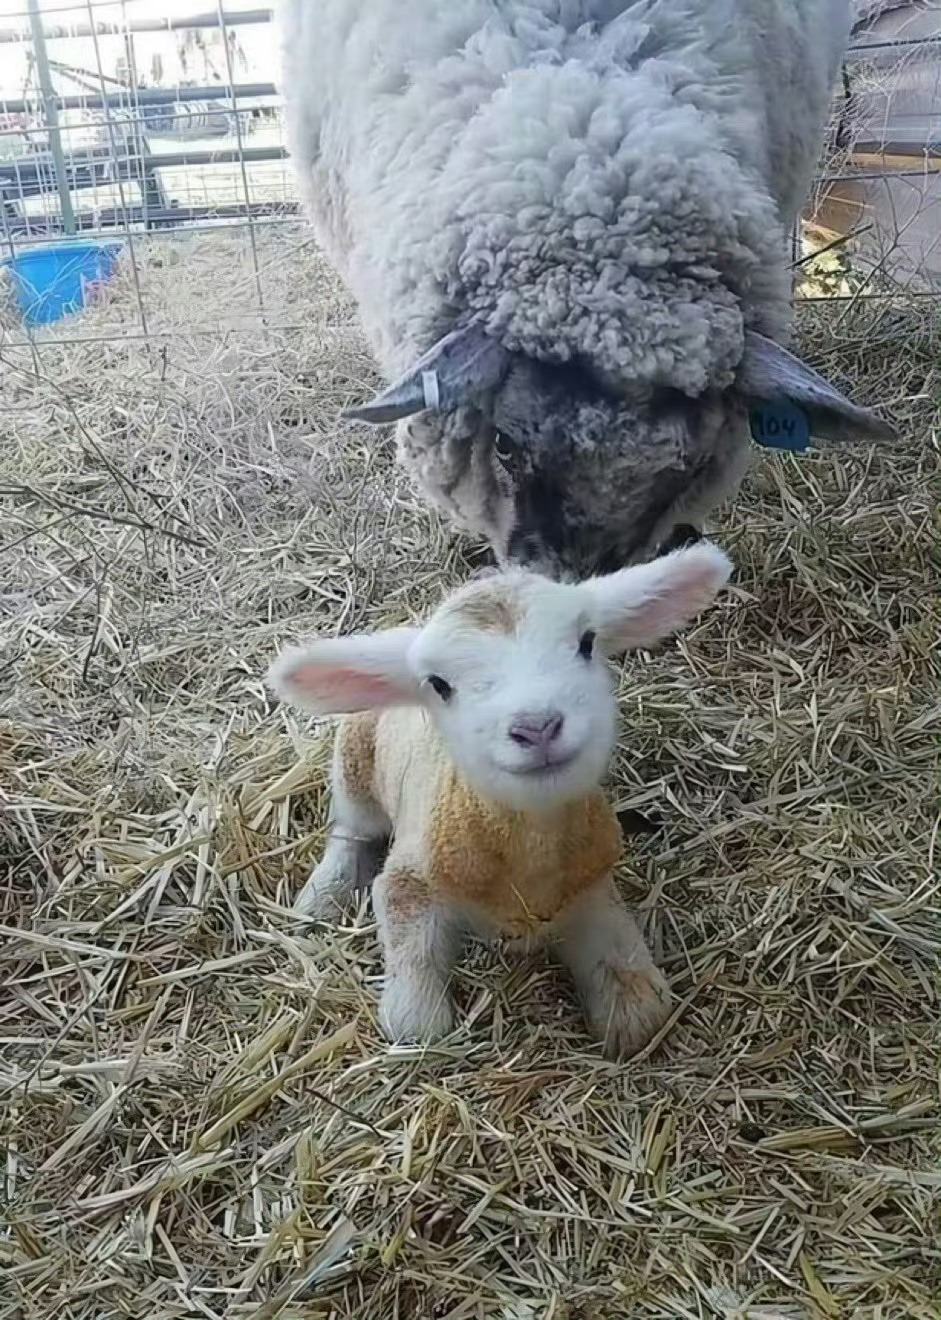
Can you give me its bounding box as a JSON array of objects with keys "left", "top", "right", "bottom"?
[{"left": 749, "top": 402, "right": 811, "bottom": 453}]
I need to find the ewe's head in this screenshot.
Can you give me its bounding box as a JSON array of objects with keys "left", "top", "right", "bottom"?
[
  {"left": 345, "top": 325, "right": 894, "bottom": 579},
  {"left": 268, "top": 543, "right": 732, "bottom": 811}
]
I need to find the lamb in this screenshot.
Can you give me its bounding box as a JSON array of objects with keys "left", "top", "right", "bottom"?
[
  {"left": 267, "top": 542, "right": 731, "bottom": 1058},
  {"left": 277, "top": 0, "right": 894, "bottom": 580}
]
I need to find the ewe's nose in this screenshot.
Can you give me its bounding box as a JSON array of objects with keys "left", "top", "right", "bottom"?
[{"left": 508, "top": 712, "right": 564, "bottom": 750}]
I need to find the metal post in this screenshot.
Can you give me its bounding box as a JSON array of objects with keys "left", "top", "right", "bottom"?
[{"left": 27, "top": 0, "right": 76, "bottom": 235}]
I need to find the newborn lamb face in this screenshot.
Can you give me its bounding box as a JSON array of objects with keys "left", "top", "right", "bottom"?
[
  {"left": 407, "top": 571, "right": 626, "bottom": 813},
  {"left": 268, "top": 544, "right": 732, "bottom": 1058}
]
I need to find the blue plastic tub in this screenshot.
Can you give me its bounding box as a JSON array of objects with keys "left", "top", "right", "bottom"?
[{"left": 2, "top": 240, "right": 122, "bottom": 326}]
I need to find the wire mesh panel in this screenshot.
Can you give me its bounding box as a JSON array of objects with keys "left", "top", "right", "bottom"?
[{"left": 0, "top": 0, "right": 303, "bottom": 349}]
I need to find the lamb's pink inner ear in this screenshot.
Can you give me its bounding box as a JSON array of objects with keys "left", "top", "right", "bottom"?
[{"left": 288, "top": 664, "right": 405, "bottom": 710}]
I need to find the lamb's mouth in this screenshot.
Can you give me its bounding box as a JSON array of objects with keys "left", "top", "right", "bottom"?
[{"left": 506, "top": 751, "right": 579, "bottom": 778}]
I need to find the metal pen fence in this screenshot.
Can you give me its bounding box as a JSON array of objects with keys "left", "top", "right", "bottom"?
[
  {"left": 0, "top": 0, "right": 938, "bottom": 354},
  {"left": 0, "top": 0, "right": 296, "bottom": 349}
]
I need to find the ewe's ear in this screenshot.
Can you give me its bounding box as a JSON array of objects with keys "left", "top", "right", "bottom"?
[
  {"left": 342, "top": 324, "right": 511, "bottom": 424},
  {"left": 584, "top": 544, "right": 732, "bottom": 653},
  {"left": 739, "top": 331, "right": 895, "bottom": 442},
  {"left": 267, "top": 628, "right": 421, "bottom": 715}
]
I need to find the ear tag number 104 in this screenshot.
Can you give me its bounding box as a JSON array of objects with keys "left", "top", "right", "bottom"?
[{"left": 749, "top": 402, "right": 811, "bottom": 453}]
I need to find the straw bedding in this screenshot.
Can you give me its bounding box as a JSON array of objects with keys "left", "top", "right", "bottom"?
[{"left": 1, "top": 226, "right": 938, "bottom": 1320}]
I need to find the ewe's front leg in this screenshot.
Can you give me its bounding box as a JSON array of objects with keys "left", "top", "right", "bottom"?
[
  {"left": 373, "top": 862, "right": 462, "bottom": 1043},
  {"left": 555, "top": 878, "right": 672, "bottom": 1060}
]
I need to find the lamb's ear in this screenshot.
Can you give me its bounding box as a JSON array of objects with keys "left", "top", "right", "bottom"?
[
  {"left": 267, "top": 628, "right": 421, "bottom": 715},
  {"left": 739, "top": 331, "right": 895, "bottom": 442},
  {"left": 343, "top": 324, "right": 512, "bottom": 424},
  {"left": 584, "top": 544, "right": 733, "bottom": 653}
]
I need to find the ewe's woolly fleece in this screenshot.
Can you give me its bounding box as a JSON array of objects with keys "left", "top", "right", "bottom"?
[{"left": 279, "top": 0, "right": 851, "bottom": 395}]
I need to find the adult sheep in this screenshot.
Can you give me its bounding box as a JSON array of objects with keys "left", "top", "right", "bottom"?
[{"left": 277, "top": 0, "right": 893, "bottom": 579}]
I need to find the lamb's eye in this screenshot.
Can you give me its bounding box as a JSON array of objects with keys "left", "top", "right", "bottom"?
[
  {"left": 426, "top": 674, "right": 453, "bottom": 701},
  {"left": 577, "top": 629, "right": 596, "bottom": 660}
]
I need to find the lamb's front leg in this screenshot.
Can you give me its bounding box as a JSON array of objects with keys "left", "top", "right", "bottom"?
[
  {"left": 294, "top": 714, "right": 389, "bottom": 921},
  {"left": 373, "top": 860, "right": 463, "bottom": 1043},
  {"left": 555, "top": 878, "right": 672, "bottom": 1060}
]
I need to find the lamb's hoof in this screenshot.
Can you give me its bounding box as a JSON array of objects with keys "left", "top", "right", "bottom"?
[
  {"left": 379, "top": 975, "right": 454, "bottom": 1044},
  {"left": 587, "top": 965, "right": 673, "bottom": 1060},
  {"left": 292, "top": 864, "right": 353, "bottom": 922},
  {"left": 293, "top": 838, "right": 386, "bottom": 920}
]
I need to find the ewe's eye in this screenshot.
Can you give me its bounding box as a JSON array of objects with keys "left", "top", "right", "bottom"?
[
  {"left": 426, "top": 674, "right": 454, "bottom": 702},
  {"left": 577, "top": 629, "right": 596, "bottom": 661}
]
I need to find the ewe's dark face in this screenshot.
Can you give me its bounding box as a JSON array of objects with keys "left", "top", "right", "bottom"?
[
  {"left": 492, "top": 359, "right": 743, "bottom": 581},
  {"left": 344, "top": 323, "right": 893, "bottom": 581}
]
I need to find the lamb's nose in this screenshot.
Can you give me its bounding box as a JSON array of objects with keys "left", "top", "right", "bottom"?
[{"left": 508, "top": 712, "right": 564, "bottom": 749}]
